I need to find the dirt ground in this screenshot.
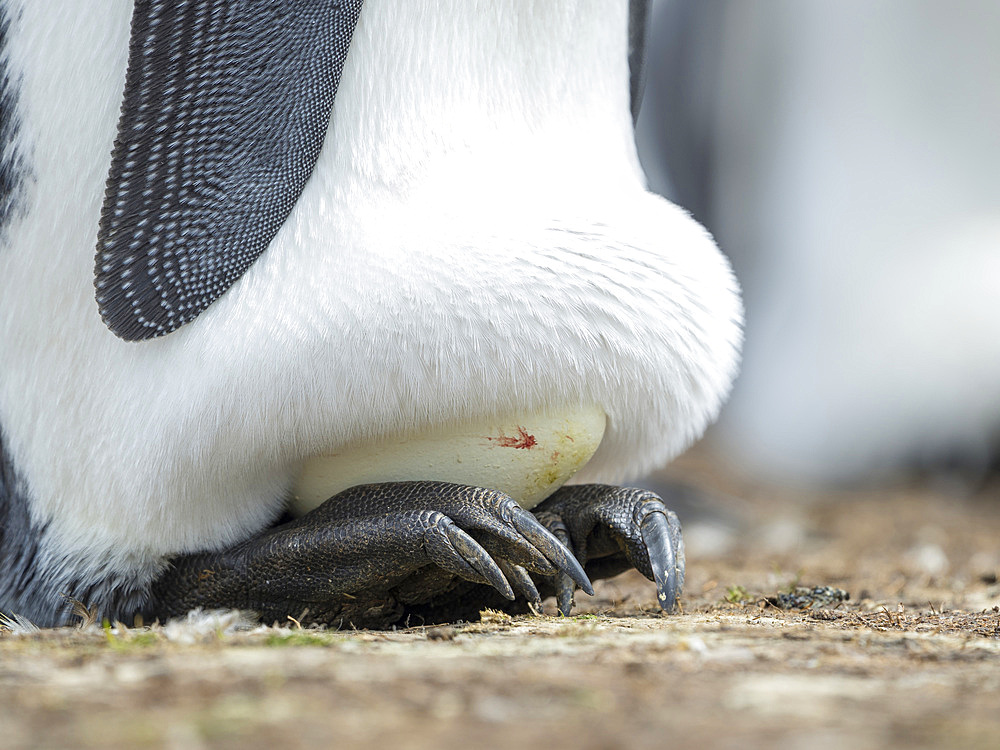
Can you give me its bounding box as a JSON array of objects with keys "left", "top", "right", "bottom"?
[{"left": 3, "top": 453, "right": 1000, "bottom": 750}]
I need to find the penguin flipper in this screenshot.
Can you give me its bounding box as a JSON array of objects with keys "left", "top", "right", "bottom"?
[
  {"left": 95, "top": 0, "right": 364, "bottom": 341},
  {"left": 628, "top": 0, "right": 652, "bottom": 122},
  {"left": 142, "top": 481, "right": 592, "bottom": 628}
]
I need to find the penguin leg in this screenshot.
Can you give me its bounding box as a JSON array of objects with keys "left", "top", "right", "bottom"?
[
  {"left": 531, "top": 485, "right": 685, "bottom": 616},
  {"left": 142, "top": 481, "right": 592, "bottom": 628}
]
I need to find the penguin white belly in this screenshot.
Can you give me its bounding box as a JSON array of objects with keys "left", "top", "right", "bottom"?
[{"left": 291, "top": 405, "right": 606, "bottom": 515}]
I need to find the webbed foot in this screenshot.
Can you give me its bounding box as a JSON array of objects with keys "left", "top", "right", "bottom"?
[{"left": 142, "top": 481, "right": 592, "bottom": 627}]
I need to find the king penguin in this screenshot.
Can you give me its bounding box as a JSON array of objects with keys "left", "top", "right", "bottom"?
[{"left": 0, "top": 0, "right": 742, "bottom": 627}]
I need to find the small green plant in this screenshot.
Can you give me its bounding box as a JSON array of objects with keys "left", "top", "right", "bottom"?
[
  {"left": 101, "top": 618, "right": 117, "bottom": 645},
  {"left": 725, "top": 585, "right": 752, "bottom": 604},
  {"left": 101, "top": 619, "right": 160, "bottom": 650},
  {"left": 124, "top": 632, "right": 160, "bottom": 647}
]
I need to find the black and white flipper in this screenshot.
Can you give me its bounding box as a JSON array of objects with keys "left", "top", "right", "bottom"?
[
  {"left": 95, "top": 0, "right": 364, "bottom": 340},
  {"left": 628, "top": 0, "right": 652, "bottom": 121}
]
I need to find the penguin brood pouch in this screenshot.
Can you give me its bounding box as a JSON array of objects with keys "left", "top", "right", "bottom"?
[{"left": 0, "top": 1, "right": 741, "bottom": 627}]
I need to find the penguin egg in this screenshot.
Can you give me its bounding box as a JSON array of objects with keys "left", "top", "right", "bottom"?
[{"left": 290, "top": 405, "right": 607, "bottom": 516}]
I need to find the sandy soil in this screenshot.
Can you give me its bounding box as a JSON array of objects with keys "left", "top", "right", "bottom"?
[{"left": 3, "top": 455, "right": 999, "bottom": 750}]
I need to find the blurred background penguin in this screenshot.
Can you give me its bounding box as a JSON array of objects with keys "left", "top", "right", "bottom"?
[{"left": 639, "top": 0, "right": 1000, "bottom": 488}]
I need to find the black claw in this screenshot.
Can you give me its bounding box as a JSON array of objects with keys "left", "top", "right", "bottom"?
[
  {"left": 640, "top": 511, "right": 677, "bottom": 612},
  {"left": 462, "top": 495, "right": 559, "bottom": 576},
  {"left": 544, "top": 516, "right": 577, "bottom": 616},
  {"left": 556, "top": 573, "right": 575, "bottom": 616},
  {"left": 447, "top": 525, "right": 515, "bottom": 601},
  {"left": 499, "top": 561, "right": 542, "bottom": 607},
  {"left": 512, "top": 508, "right": 594, "bottom": 596}
]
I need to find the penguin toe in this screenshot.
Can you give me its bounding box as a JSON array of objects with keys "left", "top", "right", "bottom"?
[
  {"left": 497, "top": 560, "right": 543, "bottom": 609},
  {"left": 424, "top": 514, "right": 515, "bottom": 600},
  {"left": 531, "top": 485, "right": 686, "bottom": 614}
]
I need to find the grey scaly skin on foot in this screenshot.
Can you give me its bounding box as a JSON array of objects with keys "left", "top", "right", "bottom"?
[
  {"left": 144, "top": 481, "right": 591, "bottom": 628},
  {"left": 143, "top": 481, "right": 682, "bottom": 628}
]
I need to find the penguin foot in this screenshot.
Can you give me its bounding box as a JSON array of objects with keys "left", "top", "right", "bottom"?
[
  {"left": 142, "top": 481, "right": 592, "bottom": 628},
  {"left": 388, "top": 485, "right": 685, "bottom": 624},
  {"left": 531, "top": 485, "right": 685, "bottom": 615}
]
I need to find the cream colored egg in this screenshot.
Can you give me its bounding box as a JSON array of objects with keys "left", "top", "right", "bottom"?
[{"left": 290, "top": 405, "right": 606, "bottom": 515}]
